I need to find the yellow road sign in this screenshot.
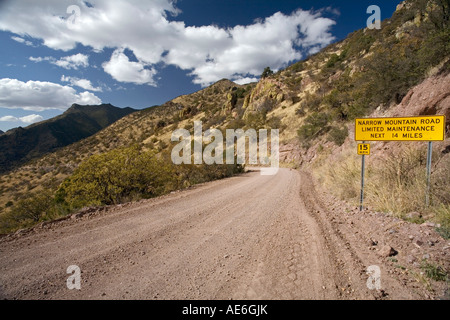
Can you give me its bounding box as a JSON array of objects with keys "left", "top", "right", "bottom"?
[
  {"left": 358, "top": 143, "right": 370, "bottom": 155},
  {"left": 355, "top": 116, "right": 445, "bottom": 141}
]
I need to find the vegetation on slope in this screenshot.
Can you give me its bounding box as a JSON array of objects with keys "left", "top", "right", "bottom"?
[{"left": 291, "top": 0, "right": 449, "bottom": 145}]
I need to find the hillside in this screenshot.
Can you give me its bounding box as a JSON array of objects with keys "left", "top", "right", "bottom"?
[
  {"left": 0, "top": 80, "right": 252, "bottom": 223},
  {"left": 0, "top": 0, "right": 448, "bottom": 233},
  {"left": 0, "top": 103, "right": 136, "bottom": 173}
]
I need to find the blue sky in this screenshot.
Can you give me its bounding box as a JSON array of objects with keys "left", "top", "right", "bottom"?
[{"left": 0, "top": 0, "right": 401, "bottom": 132}]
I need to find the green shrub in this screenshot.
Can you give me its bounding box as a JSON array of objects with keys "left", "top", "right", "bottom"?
[
  {"left": 234, "top": 87, "right": 247, "bottom": 99},
  {"left": 261, "top": 67, "right": 274, "bottom": 79},
  {"left": 420, "top": 260, "right": 448, "bottom": 282},
  {"left": 297, "top": 112, "right": 330, "bottom": 146},
  {"left": 245, "top": 112, "right": 266, "bottom": 131},
  {"left": 227, "top": 118, "right": 246, "bottom": 130},
  {"left": 299, "top": 92, "right": 322, "bottom": 112},
  {"left": 266, "top": 116, "right": 285, "bottom": 131},
  {"left": 290, "top": 61, "right": 304, "bottom": 73},
  {"left": 328, "top": 126, "right": 348, "bottom": 146},
  {"left": 0, "top": 189, "right": 64, "bottom": 233},
  {"left": 9, "top": 190, "right": 55, "bottom": 223},
  {"left": 56, "top": 145, "right": 245, "bottom": 211},
  {"left": 56, "top": 146, "right": 176, "bottom": 209},
  {"left": 326, "top": 54, "right": 341, "bottom": 68},
  {"left": 156, "top": 120, "right": 166, "bottom": 128},
  {"left": 295, "top": 107, "right": 306, "bottom": 117}
]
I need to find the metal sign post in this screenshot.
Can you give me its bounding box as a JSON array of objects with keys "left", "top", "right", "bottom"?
[
  {"left": 357, "top": 143, "right": 370, "bottom": 211},
  {"left": 425, "top": 141, "right": 432, "bottom": 207},
  {"left": 360, "top": 150, "right": 366, "bottom": 212}
]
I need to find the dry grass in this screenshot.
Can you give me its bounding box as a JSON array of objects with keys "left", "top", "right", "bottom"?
[
  {"left": 314, "top": 142, "right": 450, "bottom": 231},
  {"left": 366, "top": 146, "right": 429, "bottom": 215},
  {"left": 314, "top": 146, "right": 363, "bottom": 201}
]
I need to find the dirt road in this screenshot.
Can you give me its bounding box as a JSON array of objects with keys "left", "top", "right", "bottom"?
[{"left": 0, "top": 169, "right": 444, "bottom": 300}]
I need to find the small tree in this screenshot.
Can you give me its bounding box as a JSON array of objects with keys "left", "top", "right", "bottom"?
[
  {"left": 9, "top": 190, "right": 55, "bottom": 222},
  {"left": 261, "top": 67, "right": 274, "bottom": 79}
]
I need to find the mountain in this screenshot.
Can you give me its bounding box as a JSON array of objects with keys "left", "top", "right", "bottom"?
[
  {"left": 0, "top": 130, "right": 3, "bottom": 135},
  {"left": 0, "top": 103, "right": 136, "bottom": 173},
  {"left": 0, "top": 0, "right": 448, "bottom": 230}
]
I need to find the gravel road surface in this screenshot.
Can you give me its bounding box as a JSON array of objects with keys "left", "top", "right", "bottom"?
[{"left": 0, "top": 169, "right": 437, "bottom": 300}]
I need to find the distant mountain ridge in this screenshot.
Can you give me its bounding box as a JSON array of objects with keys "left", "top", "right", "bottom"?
[{"left": 0, "top": 103, "right": 136, "bottom": 173}]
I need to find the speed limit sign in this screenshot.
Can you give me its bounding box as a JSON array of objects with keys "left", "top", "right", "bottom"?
[{"left": 358, "top": 143, "right": 370, "bottom": 155}]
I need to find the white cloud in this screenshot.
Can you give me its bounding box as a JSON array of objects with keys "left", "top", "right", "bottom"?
[
  {"left": 233, "top": 77, "right": 259, "bottom": 85},
  {"left": 102, "top": 49, "right": 157, "bottom": 86},
  {"left": 169, "top": 9, "right": 335, "bottom": 86},
  {"left": 0, "top": 115, "right": 19, "bottom": 122},
  {"left": 11, "top": 36, "right": 33, "bottom": 46},
  {"left": 61, "top": 75, "right": 102, "bottom": 92},
  {"left": 0, "top": 1, "right": 337, "bottom": 86},
  {"left": 0, "top": 114, "right": 44, "bottom": 124},
  {"left": 0, "top": 78, "right": 101, "bottom": 111},
  {"left": 55, "top": 53, "right": 89, "bottom": 69},
  {"left": 113, "top": 84, "right": 127, "bottom": 91},
  {"left": 29, "top": 56, "right": 45, "bottom": 63},
  {"left": 19, "top": 114, "right": 44, "bottom": 123},
  {"left": 29, "top": 53, "right": 89, "bottom": 70}
]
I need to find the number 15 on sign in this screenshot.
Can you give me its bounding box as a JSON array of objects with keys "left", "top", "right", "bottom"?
[{"left": 358, "top": 143, "right": 370, "bottom": 155}]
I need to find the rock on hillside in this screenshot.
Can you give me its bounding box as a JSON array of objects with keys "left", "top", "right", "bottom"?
[
  {"left": 392, "top": 70, "right": 450, "bottom": 129},
  {"left": 369, "top": 69, "right": 450, "bottom": 158},
  {"left": 363, "top": 67, "right": 450, "bottom": 156}
]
